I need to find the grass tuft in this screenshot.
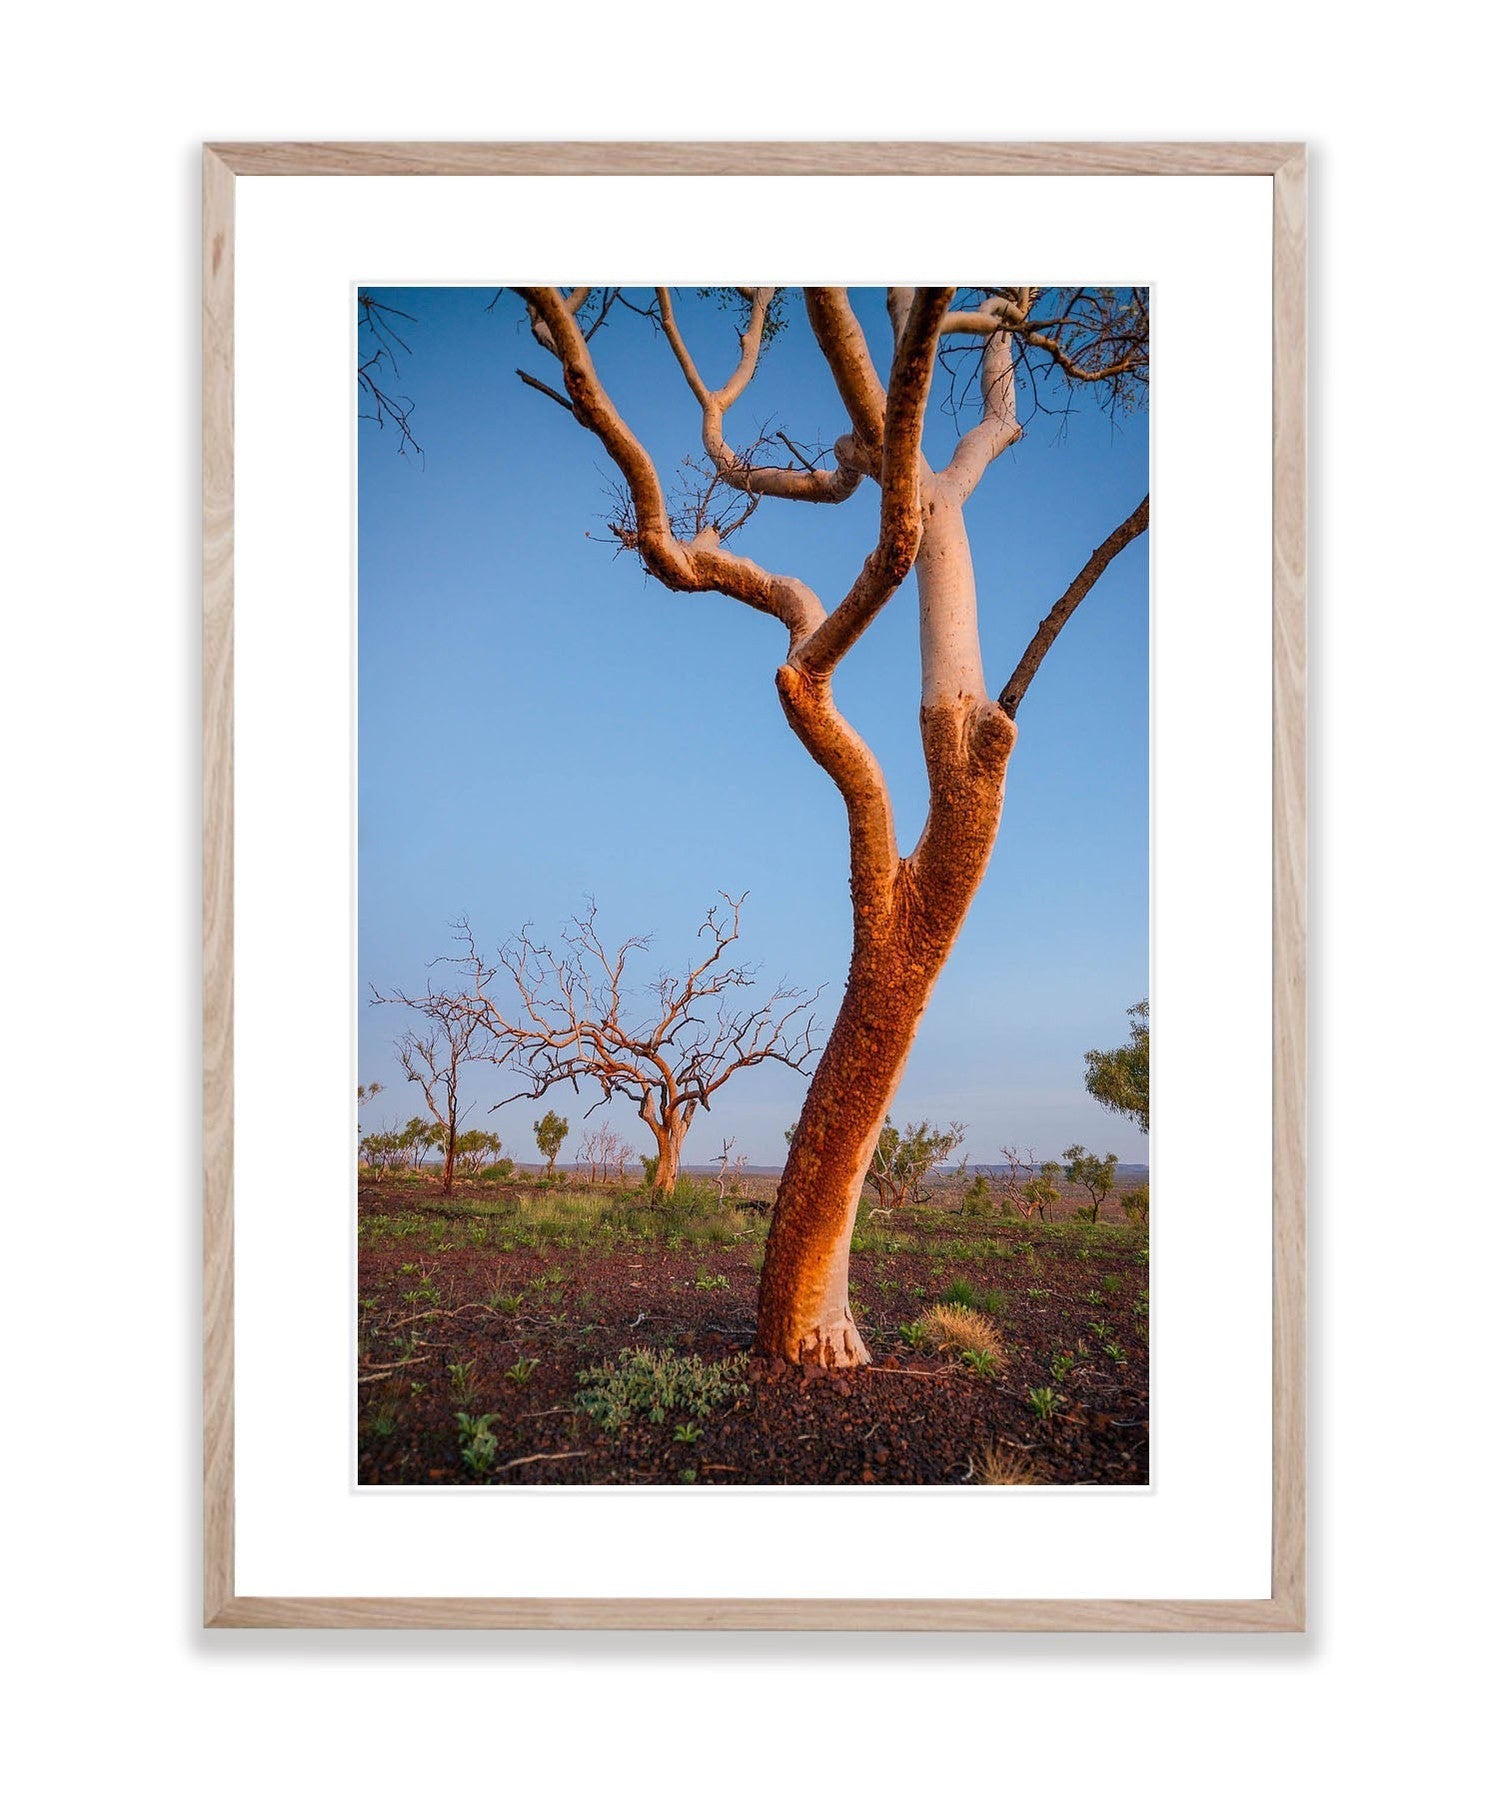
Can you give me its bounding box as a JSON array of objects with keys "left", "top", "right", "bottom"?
[
  {"left": 971, "top": 1442, "right": 1039, "bottom": 1485},
  {"left": 916, "top": 1303, "right": 1004, "bottom": 1361}
]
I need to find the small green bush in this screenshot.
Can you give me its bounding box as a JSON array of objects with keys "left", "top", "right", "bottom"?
[{"left": 576, "top": 1347, "right": 750, "bottom": 1433}]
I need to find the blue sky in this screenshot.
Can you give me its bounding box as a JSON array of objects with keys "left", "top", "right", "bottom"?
[{"left": 358, "top": 288, "right": 1148, "bottom": 1168}]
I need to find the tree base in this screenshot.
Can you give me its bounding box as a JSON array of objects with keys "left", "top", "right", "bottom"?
[{"left": 758, "top": 1309, "right": 871, "bottom": 1369}]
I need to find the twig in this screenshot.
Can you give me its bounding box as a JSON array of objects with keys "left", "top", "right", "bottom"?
[
  {"left": 357, "top": 1355, "right": 433, "bottom": 1382},
  {"left": 860, "top": 1367, "right": 954, "bottom": 1379},
  {"left": 498, "top": 1450, "right": 589, "bottom": 1471},
  {"left": 516, "top": 367, "right": 575, "bottom": 414}
]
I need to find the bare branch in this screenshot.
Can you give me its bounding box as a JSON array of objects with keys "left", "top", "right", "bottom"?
[
  {"left": 998, "top": 495, "right": 1150, "bottom": 717},
  {"left": 804, "top": 289, "right": 887, "bottom": 448},
  {"left": 515, "top": 367, "right": 574, "bottom": 414},
  {"left": 656, "top": 286, "right": 864, "bottom": 506},
  {"left": 405, "top": 898, "right": 821, "bottom": 1186},
  {"left": 794, "top": 286, "right": 954, "bottom": 675},
  {"left": 514, "top": 287, "right": 826, "bottom": 642}
]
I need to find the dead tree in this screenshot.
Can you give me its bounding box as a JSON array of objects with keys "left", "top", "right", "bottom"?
[
  {"left": 577, "top": 1122, "right": 626, "bottom": 1186},
  {"left": 382, "top": 1008, "right": 488, "bottom": 1195},
  {"left": 422, "top": 894, "right": 817, "bottom": 1196},
  {"left": 714, "top": 1137, "right": 735, "bottom": 1208},
  {"left": 496, "top": 286, "right": 1147, "bottom": 1363}
]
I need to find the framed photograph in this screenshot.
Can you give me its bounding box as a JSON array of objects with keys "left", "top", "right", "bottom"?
[{"left": 204, "top": 141, "right": 1305, "bottom": 1629}]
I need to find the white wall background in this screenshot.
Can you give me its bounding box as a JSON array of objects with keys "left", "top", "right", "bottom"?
[{"left": 3, "top": 7, "right": 1490, "bottom": 1796}]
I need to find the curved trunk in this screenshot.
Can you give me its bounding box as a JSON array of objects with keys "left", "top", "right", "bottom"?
[
  {"left": 756, "top": 926, "right": 941, "bottom": 1365},
  {"left": 648, "top": 1112, "right": 690, "bottom": 1195},
  {"left": 756, "top": 501, "right": 1017, "bottom": 1367},
  {"left": 756, "top": 740, "right": 1011, "bottom": 1363}
]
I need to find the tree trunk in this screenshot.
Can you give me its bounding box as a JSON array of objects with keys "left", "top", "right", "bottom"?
[
  {"left": 756, "top": 499, "right": 1017, "bottom": 1367},
  {"left": 649, "top": 1115, "right": 688, "bottom": 1195},
  {"left": 441, "top": 1124, "right": 456, "bottom": 1195},
  {"left": 756, "top": 792, "right": 1008, "bottom": 1364}
]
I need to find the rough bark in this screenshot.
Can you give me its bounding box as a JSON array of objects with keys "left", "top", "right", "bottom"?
[
  {"left": 755, "top": 770, "right": 1010, "bottom": 1364},
  {"left": 645, "top": 1107, "right": 691, "bottom": 1195}
]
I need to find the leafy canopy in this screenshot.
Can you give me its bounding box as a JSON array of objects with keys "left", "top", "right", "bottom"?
[{"left": 1084, "top": 999, "right": 1149, "bottom": 1133}]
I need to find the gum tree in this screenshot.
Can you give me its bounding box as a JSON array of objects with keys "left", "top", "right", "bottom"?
[
  {"left": 532, "top": 1108, "right": 569, "bottom": 1177},
  {"left": 448, "top": 286, "right": 1147, "bottom": 1364},
  {"left": 1085, "top": 999, "right": 1150, "bottom": 1133}
]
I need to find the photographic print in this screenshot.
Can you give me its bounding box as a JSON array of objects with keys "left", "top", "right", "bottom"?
[{"left": 356, "top": 284, "right": 1151, "bottom": 1488}]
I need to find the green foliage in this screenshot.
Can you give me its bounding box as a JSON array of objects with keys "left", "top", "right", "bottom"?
[
  {"left": 1021, "top": 1161, "right": 1063, "bottom": 1221},
  {"left": 1027, "top": 1387, "right": 1063, "bottom": 1422},
  {"left": 1084, "top": 999, "right": 1149, "bottom": 1132},
  {"left": 1122, "top": 1181, "right": 1149, "bottom": 1225},
  {"left": 576, "top": 1347, "right": 750, "bottom": 1433},
  {"left": 898, "top": 1320, "right": 929, "bottom": 1350},
  {"left": 1064, "top": 1144, "right": 1120, "bottom": 1224},
  {"left": 454, "top": 1129, "right": 504, "bottom": 1177},
  {"left": 673, "top": 1422, "right": 704, "bottom": 1444},
  {"left": 399, "top": 1264, "right": 441, "bottom": 1308},
  {"left": 477, "top": 1158, "right": 515, "bottom": 1183},
  {"left": 359, "top": 1128, "right": 408, "bottom": 1179},
  {"left": 455, "top": 1411, "right": 501, "bottom": 1474},
  {"left": 940, "top": 1277, "right": 979, "bottom": 1308},
  {"left": 639, "top": 1153, "right": 660, "bottom": 1187},
  {"left": 504, "top": 1357, "right": 539, "bottom": 1385},
  {"left": 866, "top": 1117, "right": 967, "bottom": 1208},
  {"left": 446, "top": 1357, "right": 478, "bottom": 1402},
  {"left": 961, "top": 1348, "right": 1001, "bottom": 1379},
  {"left": 533, "top": 1108, "right": 569, "bottom": 1174},
  {"left": 962, "top": 1174, "right": 992, "bottom": 1215},
  {"left": 398, "top": 1115, "right": 446, "bottom": 1171},
  {"left": 693, "top": 1271, "right": 730, "bottom": 1291}
]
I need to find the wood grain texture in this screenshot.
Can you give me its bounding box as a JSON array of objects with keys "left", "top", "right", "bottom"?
[
  {"left": 210, "top": 1595, "right": 1302, "bottom": 1631},
  {"left": 1270, "top": 147, "right": 1309, "bottom": 1630},
  {"left": 207, "top": 140, "right": 1298, "bottom": 178},
  {"left": 202, "top": 140, "right": 1308, "bottom": 1632},
  {"left": 203, "top": 145, "right": 236, "bottom": 1628}
]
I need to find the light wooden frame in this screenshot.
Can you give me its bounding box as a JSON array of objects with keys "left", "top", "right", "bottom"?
[{"left": 203, "top": 141, "right": 1306, "bottom": 1631}]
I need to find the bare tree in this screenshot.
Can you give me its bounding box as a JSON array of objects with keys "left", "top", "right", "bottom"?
[
  {"left": 421, "top": 894, "right": 817, "bottom": 1197},
  {"left": 714, "top": 1137, "right": 736, "bottom": 1208},
  {"left": 576, "top": 1122, "right": 627, "bottom": 1186},
  {"left": 383, "top": 1008, "right": 489, "bottom": 1195}
]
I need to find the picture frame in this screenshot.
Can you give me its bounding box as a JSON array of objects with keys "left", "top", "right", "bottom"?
[{"left": 203, "top": 140, "right": 1306, "bottom": 1630}]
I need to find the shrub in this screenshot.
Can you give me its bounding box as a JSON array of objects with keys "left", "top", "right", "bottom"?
[
  {"left": 1122, "top": 1181, "right": 1149, "bottom": 1225},
  {"left": 576, "top": 1347, "right": 750, "bottom": 1433},
  {"left": 962, "top": 1174, "right": 992, "bottom": 1216},
  {"left": 917, "top": 1303, "right": 1003, "bottom": 1361},
  {"left": 455, "top": 1412, "right": 501, "bottom": 1474},
  {"left": 939, "top": 1276, "right": 979, "bottom": 1308},
  {"left": 477, "top": 1158, "right": 516, "bottom": 1183}
]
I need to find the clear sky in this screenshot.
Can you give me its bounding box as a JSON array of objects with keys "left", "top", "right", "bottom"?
[{"left": 358, "top": 288, "right": 1148, "bottom": 1169}]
